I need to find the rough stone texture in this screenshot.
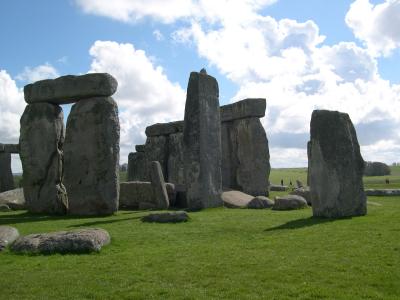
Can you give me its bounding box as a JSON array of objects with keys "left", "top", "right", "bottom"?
[
  {"left": 145, "top": 121, "right": 184, "bottom": 137},
  {"left": 150, "top": 161, "right": 169, "bottom": 209},
  {"left": 127, "top": 152, "right": 148, "bottom": 181},
  {"left": 135, "top": 144, "right": 146, "bottom": 152},
  {"left": 364, "top": 161, "right": 391, "bottom": 176},
  {"left": 365, "top": 189, "right": 400, "bottom": 196},
  {"left": 0, "top": 188, "right": 26, "bottom": 210},
  {"left": 165, "top": 183, "right": 176, "bottom": 206},
  {"left": 119, "top": 181, "right": 175, "bottom": 209},
  {"left": 221, "top": 190, "right": 253, "bottom": 208},
  {"left": 222, "top": 117, "right": 270, "bottom": 196},
  {"left": 0, "top": 144, "right": 19, "bottom": 153},
  {"left": 183, "top": 71, "right": 222, "bottom": 210},
  {"left": 290, "top": 187, "right": 312, "bottom": 205},
  {"left": 145, "top": 136, "right": 168, "bottom": 180},
  {"left": 168, "top": 132, "right": 185, "bottom": 185},
  {"left": 0, "top": 152, "right": 14, "bottom": 192},
  {"left": 141, "top": 211, "right": 189, "bottom": 223},
  {"left": 247, "top": 196, "right": 274, "bottom": 209},
  {"left": 0, "top": 226, "right": 19, "bottom": 251},
  {"left": 11, "top": 228, "right": 110, "bottom": 254},
  {"left": 309, "top": 110, "right": 366, "bottom": 218},
  {"left": 220, "top": 98, "right": 266, "bottom": 122},
  {"left": 64, "top": 97, "right": 119, "bottom": 216},
  {"left": 24, "top": 73, "right": 118, "bottom": 105},
  {"left": 270, "top": 184, "right": 288, "bottom": 191},
  {"left": 20, "top": 103, "right": 68, "bottom": 214},
  {"left": 273, "top": 195, "right": 308, "bottom": 210},
  {"left": 138, "top": 202, "right": 156, "bottom": 210}
]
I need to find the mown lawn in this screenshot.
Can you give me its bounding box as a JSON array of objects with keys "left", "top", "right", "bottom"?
[{"left": 1, "top": 194, "right": 399, "bottom": 299}]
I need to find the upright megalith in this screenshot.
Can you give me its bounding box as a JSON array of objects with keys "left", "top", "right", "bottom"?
[
  {"left": 220, "top": 99, "right": 270, "bottom": 196},
  {"left": 150, "top": 161, "right": 169, "bottom": 209},
  {"left": 127, "top": 152, "right": 148, "bottom": 181},
  {"left": 64, "top": 97, "right": 120, "bottom": 215},
  {"left": 0, "top": 147, "right": 14, "bottom": 193},
  {"left": 19, "top": 103, "right": 68, "bottom": 214},
  {"left": 183, "top": 70, "right": 222, "bottom": 210},
  {"left": 309, "top": 110, "right": 366, "bottom": 218}
]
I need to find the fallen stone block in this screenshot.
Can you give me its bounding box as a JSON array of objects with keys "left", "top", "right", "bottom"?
[
  {"left": 11, "top": 228, "right": 110, "bottom": 254},
  {"left": 141, "top": 211, "right": 189, "bottom": 223},
  {"left": 222, "top": 190, "right": 253, "bottom": 208},
  {"left": 247, "top": 196, "right": 274, "bottom": 209},
  {"left": 0, "top": 226, "right": 19, "bottom": 251},
  {"left": 273, "top": 195, "right": 308, "bottom": 210},
  {"left": 0, "top": 188, "right": 26, "bottom": 210}
]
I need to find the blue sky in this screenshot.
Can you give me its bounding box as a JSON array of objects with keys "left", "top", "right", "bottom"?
[{"left": 1, "top": 0, "right": 400, "bottom": 172}]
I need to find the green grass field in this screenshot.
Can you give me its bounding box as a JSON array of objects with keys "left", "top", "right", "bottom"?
[{"left": 1, "top": 168, "right": 399, "bottom": 299}]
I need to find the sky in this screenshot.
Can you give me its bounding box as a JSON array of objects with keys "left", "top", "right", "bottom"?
[{"left": 1, "top": 0, "right": 400, "bottom": 173}]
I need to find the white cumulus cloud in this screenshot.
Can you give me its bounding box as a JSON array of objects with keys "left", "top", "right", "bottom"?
[
  {"left": 346, "top": 0, "right": 400, "bottom": 57},
  {"left": 88, "top": 41, "right": 186, "bottom": 163},
  {"left": 16, "top": 63, "right": 59, "bottom": 83}
]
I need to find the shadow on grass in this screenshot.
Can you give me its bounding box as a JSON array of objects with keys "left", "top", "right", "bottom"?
[
  {"left": 0, "top": 211, "right": 144, "bottom": 226},
  {"left": 264, "top": 216, "right": 352, "bottom": 231},
  {"left": 67, "top": 216, "right": 142, "bottom": 228}
]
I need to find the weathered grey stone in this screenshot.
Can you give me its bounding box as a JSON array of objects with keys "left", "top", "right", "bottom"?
[
  {"left": 150, "top": 161, "right": 169, "bottom": 209},
  {"left": 11, "top": 228, "right": 110, "bottom": 254},
  {"left": 20, "top": 103, "right": 68, "bottom": 214},
  {"left": 221, "top": 190, "right": 253, "bottom": 208},
  {"left": 64, "top": 97, "right": 120, "bottom": 216},
  {"left": 119, "top": 181, "right": 175, "bottom": 209},
  {"left": 0, "top": 152, "right": 14, "bottom": 192},
  {"left": 220, "top": 98, "right": 266, "bottom": 122},
  {"left": 120, "top": 181, "right": 153, "bottom": 208},
  {"left": 168, "top": 132, "right": 185, "bottom": 185},
  {"left": 24, "top": 73, "right": 118, "bottom": 104},
  {"left": 290, "top": 187, "right": 312, "bottom": 205},
  {"left": 0, "top": 188, "right": 26, "bottom": 210},
  {"left": 141, "top": 211, "right": 189, "bottom": 223},
  {"left": 165, "top": 183, "right": 176, "bottom": 206},
  {"left": 247, "top": 196, "right": 274, "bottom": 209},
  {"left": 127, "top": 152, "right": 148, "bottom": 181},
  {"left": 222, "top": 117, "right": 270, "bottom": 196},
  {"left": 183, "top": 71, "right": 222, "bottom": 210},
  {"left": 0, "top": 144, "right": 19, "bottom": 153},
  {"left": 365, "top": 189, "right": 400, "bottom": 196},
  {"left": 145, "top": 121, "right": 184, "bottom": 137},
  {"left": 135, "top": 144, "right": 146, "bottom": 152},
  {"left": 273, "top": 195, "right": 308, "bottom": 210},
  {"left": 145, "top": 136, "right": 168, "bottom": 180},
  {"left": 138, "top": 202, "right": 156, "bottom": 210},
  {"left": 269, "top": 184, "right": 288, "bottom": 191},
  {"left": 0, "top": 226, "right": 19, "bottom": 251},
  {"left": 309, "top": 110, "right": 366, "bottom": 218}
]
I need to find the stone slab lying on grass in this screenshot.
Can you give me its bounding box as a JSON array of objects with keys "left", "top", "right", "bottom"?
[
  {"left": 11, "top": 228, "right": 110, "bottom": 254},
  {"left": 269, "top": 184, "right": 288, "bottom": 191},
  {"left": 0, "top": 226, "right": 19, "bottom": 251},
  {"left": 365, "top": 189, "right": 400, "bottom": 196},
  {"left": 0, "top": 188, "right": 26, "bottom": 210},
  {"left": 247, "top": 196, "right": 274, "bottom": 209},
  {"left": 290, "top": 187, "right": 312, "bottom": 205},
  {"left": 0, "top": 204, "right": 10, "bottom": 212},
  {"left": 273, "top": 195, "right": 308, "bottom": 210},
  {"left": 221, "top": 190, "right": 253, "bottom": 208},
  {"left": 141, "top": 211, "right": 189, "bottom": 223}
]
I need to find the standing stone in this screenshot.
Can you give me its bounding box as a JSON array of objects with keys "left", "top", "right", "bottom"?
[
  {"left": 150, "top": 161, "right": 169, "bottom": 209},
  {"left": 0, "top": 152, "right": 14, "bottom": 192},
  {"left": 145, "top": 136, "right": 168, "bottom": 180},
  {"left": 19, "top": 103, "right": 68, "bottom": 214},
  {"left": 220, "top": 99, "right": 270, "bottom": 196},
  {"left": 183, "top": 71, "right": 222, "bottom": 210},
  {"left": 309, "top": 110, "right": 366, "bottom": 218},
  {"left": 127, "top": 152, "right": 148, "bottom": 181},
  {"left": 168, "top": 132, "right": 185, "bottom": 185},
  {"left": 64, "top": 97, "right": 119, "bottom": 216}
]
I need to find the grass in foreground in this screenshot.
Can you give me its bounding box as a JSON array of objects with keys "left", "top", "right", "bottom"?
[{"left": 1, "top": 195, "right": 399, "bottom": 300}]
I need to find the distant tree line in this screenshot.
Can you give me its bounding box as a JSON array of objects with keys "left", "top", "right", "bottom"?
[{"left": 364, "top": 161, "right": 391, "bottom": 176}]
